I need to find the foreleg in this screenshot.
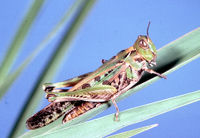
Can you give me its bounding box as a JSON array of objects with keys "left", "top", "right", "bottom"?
[{"left": 144, "top": 68, "right": 167, "bottom": 79}]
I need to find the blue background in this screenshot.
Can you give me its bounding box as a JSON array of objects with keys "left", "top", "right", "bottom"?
[{"left": 0, "top": 0, "right": 200, "bottom": 138}]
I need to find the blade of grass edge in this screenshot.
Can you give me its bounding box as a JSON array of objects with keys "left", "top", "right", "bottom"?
[
  {"left": 9, "top": 0, "right": 96, "bottom": 138},
  {"left": 0, "top": 0, "right": 85, "bottom": 99},
  {"left": 107, "top": 124, "right": 158, "bottom": 138},
  {"left": 31, "top": 90, "right": 200, "bottom": 138},
  {"left": 0, "top": 0, "right": 44, "bottom": 88}
]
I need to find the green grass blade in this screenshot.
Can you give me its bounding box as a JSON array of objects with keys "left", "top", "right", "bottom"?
[
  {"left": 24, "top": 90, "right": 200, "bottom": 138},
  {"left": 0, "top": 0, "right": 83, "bottom": 99},
  {"left": 9, "top": 0, "right": 96, "bottom": 137},
  {"left": 107, "top": 124, "right": 158, "bottom": 138},
  {"left": 0, "top": 0, "right": 44, "bottom": 86}
]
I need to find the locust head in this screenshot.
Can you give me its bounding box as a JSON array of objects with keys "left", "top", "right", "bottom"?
[{"left": 134, "top": 22, "right": 157, "bottom": 66}]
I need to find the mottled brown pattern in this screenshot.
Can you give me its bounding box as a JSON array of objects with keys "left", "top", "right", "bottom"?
[
  {"left": 108, "top": 69, "right": 113, "bottom": 74},
  {"left": 94, "top": 76, "right": 101, "bottom": 81},
  {"left": 102, "top": 80, "right": 111, "bottom": 85},
  {"left": 82, "top": 83, "right": 91, "bottom": 89},
  {"left": 111, "top": 71, "right": 130, "bottom": 91},
  {"left": 89, "top": 92, "right": 112, "bottom": 100},
  {"left": 135, "top": 58, "right": 143, "bottom": 62},
  {"left": 26, "top": 102, "right": 71, "bottom": 129}
]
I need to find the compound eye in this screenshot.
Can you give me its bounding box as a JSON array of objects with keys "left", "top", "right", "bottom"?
[{"left": 139, "top": 40, "right": 149, "bottom": 49}]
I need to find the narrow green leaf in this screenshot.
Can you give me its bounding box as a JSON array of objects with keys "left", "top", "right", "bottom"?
[
  {"left": 0, "top": 0, "right": 44, "bottom": 86},
  {"left": 107, "top": 124, "right": 158, "bottom": 138},
  {"left": 0, "top": 0, "right": 83, "bottom": 99},
  {"left": 9, "top": 0, "right": 96, "bottom": 137},
  {"left": 24, "top": 90, "right": 200, "bottom": 138}
]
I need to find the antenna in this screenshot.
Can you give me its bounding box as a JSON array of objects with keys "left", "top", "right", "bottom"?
[{"left": 147, "top": 21, "right": 151, "bottom": 37}]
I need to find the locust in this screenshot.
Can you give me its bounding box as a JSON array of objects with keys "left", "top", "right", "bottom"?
[{"left": 26, "top": 22, "right": 166, "bottom": 130}]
